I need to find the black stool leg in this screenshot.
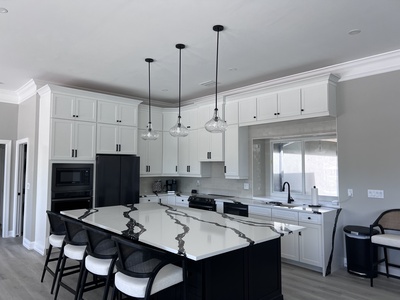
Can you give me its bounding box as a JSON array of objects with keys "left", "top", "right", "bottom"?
[
  {"left": 51, "top": 245, "right": 64, "bottom": 294},
  {"left": 54, "top": 254, "right": 67, "bottom": 300},
  {"left": 41, "top": 244, "right": 53, "bottom": 282}
]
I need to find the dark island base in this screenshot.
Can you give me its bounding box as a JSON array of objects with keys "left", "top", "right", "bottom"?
[{"left": 185, "top": 237, "right": 283, "bottom": 300}]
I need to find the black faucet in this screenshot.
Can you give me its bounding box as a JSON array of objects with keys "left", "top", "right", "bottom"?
[{"left": 282, "top": 182, "right": 294, "bottom": 204}]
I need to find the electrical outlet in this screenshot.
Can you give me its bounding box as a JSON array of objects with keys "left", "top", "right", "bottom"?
[
  {"left": 347, "top": 189, "right": 353, "bottom": 197},
  {"left": 367, "top": 189, "right": 384, "bottom": 199},
  {"left": 244, "top": 183, "right": 250, "bottom": 190}
]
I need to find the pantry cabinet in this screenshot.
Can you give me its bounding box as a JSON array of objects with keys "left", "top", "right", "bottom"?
[{"left": 138, "top": 129, "right": 163, "bottom": 176}]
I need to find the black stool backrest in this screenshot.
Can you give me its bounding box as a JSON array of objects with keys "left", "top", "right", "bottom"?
[
  {"left": 61, "top": 216, "right": 87, "bottom": 246},
  {"left": 46, "top": 210, "right": 66, "bottom": 235},
  {"left": 82, "top": 225, "right": 117, "bottom": 259}
]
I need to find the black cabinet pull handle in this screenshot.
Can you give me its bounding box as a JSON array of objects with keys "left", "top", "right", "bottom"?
[
  {"left": 253, "top": 116, "right": 256, "bottom": 119},
  {"left": 72, "top": 114, "right": 76, "bottom": 118},
  {"left": 224, "top": 166, "right": 226, "bottom": 173},
  {"left": 118, "top": 144, "right": 121, "bottom": 152},
  {"left": 308, "top": 217, "right": 311, "bottom": 220},
  {"left": 116, "top": 144, "right": 118, "bottom": 151},
  {"left": 175, "top": 166, "right": 177, "bottom": 172},
  {"left": 301, "top": 109, "right": 304, "bottom": 112},
  {"left": 71, "top": 149, "right": 74, "bottom": 157},
  {"left": 299, "top": 232, "right": 302, "bottom": 236},
  {"left": 274, "top": 113, "right": 277, "bottom": 116},
  {"left": 74, "top": 149, "right": 77, "bottom": 157},
  {"left": 76, "top": 115, "right": 78, "bottom": 118}
]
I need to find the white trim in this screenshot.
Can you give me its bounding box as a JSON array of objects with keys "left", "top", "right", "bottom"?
[
  {"left": 0, "top": 140, "right": 12, "bottom": 238},
  {"left": 13, "top": 138, "right": 29, "bottom": 238}
]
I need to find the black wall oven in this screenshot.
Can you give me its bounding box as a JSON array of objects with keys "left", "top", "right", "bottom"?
[{"left": 51, "top": 163, "right": 94, "bottom": 212}]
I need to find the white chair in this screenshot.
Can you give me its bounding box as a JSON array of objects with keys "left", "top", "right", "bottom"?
[
  {"left": 111, "top": 235, "right": 186, "bottom": 300},
  {"left": 54, "top": 216, "right": 87, "bottom": 300},
  {"left": 77, "top": 225, "right": 118, "bottom": 300},
  {"left": 41, "top": 211, "right": 66, "bottom": 294},
  {"left": 370, "top": 209, "right": 400, "bottom": 287}
]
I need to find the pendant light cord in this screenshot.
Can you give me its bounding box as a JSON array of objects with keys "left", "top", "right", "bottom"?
[
  {"left": 214, "top": 28, "right": 220, "bottom": 112},
  {"left": 178, "top": 46, "right": 182, "bottom": 122},
  {"left": 147, "top": 60, "right": 152, "bottom": 125}
]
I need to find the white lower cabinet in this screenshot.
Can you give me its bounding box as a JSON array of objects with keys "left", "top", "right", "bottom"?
[
  {"left": 299, "top": 221, "right": 322, "bottom": 267},
  {"left": 175, "top": 196, "right": 188, "bottom": 207}
]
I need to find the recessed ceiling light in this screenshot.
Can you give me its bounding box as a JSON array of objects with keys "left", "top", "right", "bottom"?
[
  {"left": 348, "top": 29, "right": 361, "bottom": 35},
  {"left": 0, "top": 8, "right": 8, "bottom": 13}
]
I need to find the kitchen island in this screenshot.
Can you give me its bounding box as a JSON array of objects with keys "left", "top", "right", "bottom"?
[{"left": 61, "top": 202, "right": 302, "bottom": 300}]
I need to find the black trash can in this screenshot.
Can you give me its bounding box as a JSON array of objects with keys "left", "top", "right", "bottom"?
[{"left": 344, "top": 225, "right": 378, "bottom": 278}]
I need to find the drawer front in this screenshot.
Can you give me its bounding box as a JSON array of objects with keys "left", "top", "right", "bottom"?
[
  {"left": 272, "top": 209, "right": 298, "bottom": 222},
  {"left": 249, "top": 206, "right": 272, "bottom": 218},
  {"left": 299, "top": 212, "right": 321, "bottom": 224},
  {"left": 175, "top": 197, "right": 189, "bottom": 207}
]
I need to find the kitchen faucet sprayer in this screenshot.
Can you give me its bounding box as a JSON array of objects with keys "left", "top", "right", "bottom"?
[{"left": 282, "top": 182, "right": 294, "bottom": 204}]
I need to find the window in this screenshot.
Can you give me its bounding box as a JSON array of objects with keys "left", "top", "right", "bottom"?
[{"left": 272, "top": 137, "right": 338, "bottom": 199}]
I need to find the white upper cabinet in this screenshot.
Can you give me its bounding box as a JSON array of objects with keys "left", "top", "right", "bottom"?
[
  {"left": 97, "top": 124, "right": 137, "bottom": 154},
  {"left": 98, "top": 101, "right": 138, "bottom": 127},
  {"left": 197, "top": 104, "right": 224, "bottom": 162},
  {"left": 180, "top": 107, "right": 199, "bottom": 130},
  {"left": 237, "top": 74, "right": 338, "bottom": 126},
  {"left": 138, "top": 130, "right": 163, "bottom": 176},
  {"left": 52, "top": 94, "right": 97, "bottom": 122},
  {"left": 138, "top": 105, "right": 162, "bottom": 130},
  {"left": 162, "top": 111, "right": 178, "bottom": 175},
  {"left": 51, "top": 119, "right": 96, "bottom": 160}
]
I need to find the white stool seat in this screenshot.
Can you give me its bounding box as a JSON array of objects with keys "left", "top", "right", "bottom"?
[
  {"left": 85, "top": 255, "right": 115, "bottom": 276},
  {"left": 49, "top": 234, "right": 65, "bottom": 248},
  {"left": 64, "top": 244, "right": 86, "bottom": 260},
  {"left": 372, "top": 234, "right": 400, "bottom": 248},
  {"left": 115, "top": 263, "right": 183, "bottom": 297}
]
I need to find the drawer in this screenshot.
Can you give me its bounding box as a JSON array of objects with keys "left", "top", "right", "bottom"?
[
  {"left": 175, "top": 196, "right": 188, "bottom": 207},
  {"left": 272, "top": 209, "right": 298, "bottom": 222},
  {"left": 299, "top": 212, "right": 321, "bottom": 224},
  {"left": 249, "top": 206, "right": 272, "bottom": 218}
]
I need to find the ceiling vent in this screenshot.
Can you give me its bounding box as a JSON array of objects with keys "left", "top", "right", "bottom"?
[{"left": 199, "top": 80, "right": 218, "bottom": 87}]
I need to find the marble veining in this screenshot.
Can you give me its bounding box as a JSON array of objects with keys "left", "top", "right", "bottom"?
[{"left": 61, "top": 203, "right": 302, "bottom": 261}]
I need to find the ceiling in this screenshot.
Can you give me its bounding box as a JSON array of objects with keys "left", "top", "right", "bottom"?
[{"left": 1, "top": 0, "right": 400, "bottom": 104}]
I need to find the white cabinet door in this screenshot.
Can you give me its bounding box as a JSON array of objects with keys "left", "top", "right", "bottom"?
[
  {"left": 98, "top": 101, "right": 138, "bottom": 126},
  {"left": 224, "top": 124, "right": 248, "bottom": 179},
  {"left": 51, "top": 119, "right": 95, "bottom": 160},
  {"left": 52, "top": 94, "right": 75, "bottom": 120},
  {"left": 225, "top": 101, "right": 239, "bottom": 125},
  {"left": 75, "top": 97, "right": 97, "bottom": 122},
  {"left": 198, "top": 128, "right": 224, "bottom": 162},
  {"left": 119, "top": 103, "right": 138, "bottom": 127},
  {"left": 74, "top": 121, "right": 96, "bottom": 160},
  {"left": 238, "top": 97, "right": 257, "bottom": 124},
  {"left": 51, "top": 119, "right": 74, "bottom": 159},
  {"left": 138, "top": 129, "right": 162, "bottom": 175},
  {"left": 181, "top": 107, "right": 198, "bottom": 130},
  {"left": 97, "top": 123, "right": 119, "bottom": 154},
  {"left": 301, "top": 83, "right": 329, "bottom": 115},
  {"left": 162, "top": 131, "right": 178, "bottom": 175},
  {"left": 139, "top": 106, "right": 162, "bottom": 130},
  {"left": 98, "top": 101, "right": 118, "bottom": 124},
  {"left": 299, "top": 222, "right": 322, "bottom": 267},
  {"left": 278, "top": 88, "right": 301, "bottom": 118},
  {"left": 273, "top": 217, "right": 299, "bottom": 261},
  {"left": 257, "top": 93, "right": 278, "bottom": 121},
  {"left": 178, "top": 129, "right": 201, "bottom": 176},
  {"left": 175, "top": 196, "right": 188, "bottom": 207},
  {"left": 118, "top": 126, "right": 137, "bottom": 154},
  {"left": 52, "top": 94, "right": 96, "bottom": 122}
]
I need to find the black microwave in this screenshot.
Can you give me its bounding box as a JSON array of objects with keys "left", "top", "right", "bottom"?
[{"left": 51, "top": 163, "right": 93, "bottom": 192}]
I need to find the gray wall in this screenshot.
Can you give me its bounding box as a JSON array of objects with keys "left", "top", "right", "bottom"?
[
  {"left": 337, "top": 70, "right": 400, "bottom": 227},
  {"left": 17, "top": 95, "right": 39, "bottom": 242}
]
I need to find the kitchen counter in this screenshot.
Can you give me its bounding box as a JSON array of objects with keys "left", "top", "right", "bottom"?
[
  {"left": 61, "top": 202, "right": 302, "bottom": 261},
  {"left": 61, "top": 202, "right": 300, "bottom": 299}
]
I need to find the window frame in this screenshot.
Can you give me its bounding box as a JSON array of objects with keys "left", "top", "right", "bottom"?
[{"left": 270, "top": 135, "right": 338, "bottom": 203}]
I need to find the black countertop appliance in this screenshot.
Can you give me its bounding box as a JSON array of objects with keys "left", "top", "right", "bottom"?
[
  {"left": 95, "top": 154, "right": 140, "bottom": 207},
  {"left": 166, "top": 179, "right": 177, "bottom": 192}
]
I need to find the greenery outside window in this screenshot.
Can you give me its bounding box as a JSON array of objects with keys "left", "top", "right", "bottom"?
[{"left": 271, "top": 136, "right": 338, "bottom": 201}]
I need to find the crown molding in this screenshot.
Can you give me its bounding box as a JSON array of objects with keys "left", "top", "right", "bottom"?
[{"left": 2, "top": 49, "right": 400, "bottom": 106}]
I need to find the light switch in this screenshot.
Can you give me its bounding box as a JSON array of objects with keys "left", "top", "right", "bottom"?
[
  {"left": 244, "top": 183, "right": 250, "bottom": 190},
  {"left": 367, "top": 189, "right": 384, "bottom": 199}
]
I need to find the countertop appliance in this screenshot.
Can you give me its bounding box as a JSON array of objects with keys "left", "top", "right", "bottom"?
[
  {"left": 188, "top": 194, "right": 217, "bottom": 211},
  {"left": 95, "top": 154, "right": 140, "bottom": 207},
  {"left": 223, "top": 201, "right": 248, "bottom": 217},
  {"left": 51, "top": 163, "right": 93, "bottom": 212},
  {"left": 166, "top": 179, "right": 177, "bottom": 192}
]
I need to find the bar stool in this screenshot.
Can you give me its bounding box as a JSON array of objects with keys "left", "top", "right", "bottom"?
[
  {"left": 54, "top": 216, "right": 87, "bottom": 300},
  {"left": 77, "top": 224, "right": 118, "bottom": 300},
  {"left": 41, "top": 211, "right": 66, "bottom": 294},
  {"left": 111, "top": 235, "right": 186, "bottom": 300}
]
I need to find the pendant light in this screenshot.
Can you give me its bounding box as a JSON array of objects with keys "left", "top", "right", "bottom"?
[
  {"left": 169, "top": 43, "right": 189, "bottom": 137},
  {"left": 141, "top": 58, "right": 160, "bottom": 140},
  {"left": 205, "top": 25, "right": 227, "bottom": 133}
]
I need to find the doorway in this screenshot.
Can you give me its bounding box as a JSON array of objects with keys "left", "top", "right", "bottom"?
[
  {"left": 14, "top": 139, "right": 28, "bottom": 237},
  {"left": 0, "top": 140, "right": 12, "bottom": 238}
]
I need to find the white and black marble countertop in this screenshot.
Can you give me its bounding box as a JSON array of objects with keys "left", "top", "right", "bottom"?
[{"left": 61, "top": 202, "right": 302, "bottom": 261}]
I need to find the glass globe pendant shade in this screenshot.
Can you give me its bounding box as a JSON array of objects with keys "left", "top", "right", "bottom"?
[
  {"left": 205, "top": 108, "right": 227, "bottom": 133},
  {"left": 141, "top": 122, "right": 160, "bottom": 140},
  {"left": 169, "top": 117, "right": 189, "bottom": 137}
]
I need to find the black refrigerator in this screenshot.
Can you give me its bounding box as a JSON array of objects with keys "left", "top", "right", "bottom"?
[{"left": 95, "top": 154, "right": 140, "bottom": 207}]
